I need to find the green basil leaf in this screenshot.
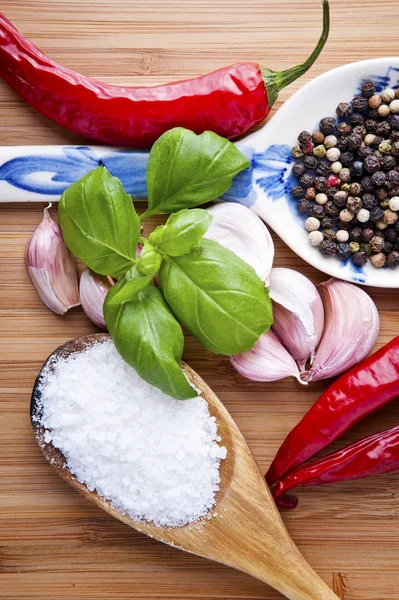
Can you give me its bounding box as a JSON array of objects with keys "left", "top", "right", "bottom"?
[
  {"left": 59, "top": 167, "right": 140, "bottom": 277},
  {"left": 142, "top": 128, "right": 250, "bottom": 219},
  {"left": 104, "top": 282, "right": 197, "bottom": 400},
  {"left": 136, "top": 242, "right": 163, "bottom": 276},
  {"left": 148, "top": 209, "right": 213, "bottom": 257},
  {"left": 158, "top": 238, "right": 272, "bottom": 355},
  {"left": 106, "top": 266, "right": 152, "bottom": 306}
]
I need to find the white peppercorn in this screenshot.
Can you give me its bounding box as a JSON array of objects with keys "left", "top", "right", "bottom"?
[
  {"left": 389, "top": 196, "right": 399, "bottom": 211},
  {"left": 378, "top": 104, "right": 390, "bottom": 117},
  {"left": 368, "top": 94, "right": 382, "bottom": 109},
  {"left": 339, "top": 208, "right": 354, "bottom": 222},
  {"left": 336, "top": 229, "right": 349, "bottom": 243},
  {"left": 339, "top": 167, "right": 351, "bottom": 182},
  {"left": 381, "top": 88, "right": 395, "bottom": 103},
  {"left": 315, "top": 192, "right": 328, "bottom": 205},
  {"left": 326, "top": 147, "right": 341, "bottom": 162},
  {"left": 383, "top": 208, "right": 399, "bottom": 224},
  {"left": 376, "top": 220, "right": 388, "bottom": 230},
  {"left": 305, "top": 216, "right": 321, "bottom": 232},
  {"left": 390, "top": 99, "right": 399, "bottom": 114},
  {"left": 331, "top": 161, "right": 343, "bottom": 174},
  {"left": 308, "top": 230, "right": 324, "bottom": 246},
  {"left": 324, "top": 135, "right": 338, "bottom": 149},
  {"left": 357, "top": 208, "right": 371, "bottom": 223},
  {"left": 364, "top": 133, "right": 376, "bottom": 146}
]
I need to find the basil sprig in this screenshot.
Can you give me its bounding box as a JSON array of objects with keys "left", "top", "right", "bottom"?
[{"left": 59, "top": 127, "right": 272, "bottom": 400}]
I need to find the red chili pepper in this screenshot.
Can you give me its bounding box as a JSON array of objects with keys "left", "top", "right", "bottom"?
[
  {"left": 0, "top": 3, "right": 329, "bottom": 148},
  {"left": 266, "top": 336, "right": 399, "bottom": 486},
  {"left": 273, "top": 424, "right": 399, "bottom": 509}
]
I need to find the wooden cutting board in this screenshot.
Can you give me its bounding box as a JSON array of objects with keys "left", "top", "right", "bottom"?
[{"left": 1, "top": 1, "right": 398, "bottom": 598}]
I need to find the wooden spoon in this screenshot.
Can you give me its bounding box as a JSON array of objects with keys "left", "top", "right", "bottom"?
[{"left": 31, "top": 333, "right": 339, "bottom": 600}]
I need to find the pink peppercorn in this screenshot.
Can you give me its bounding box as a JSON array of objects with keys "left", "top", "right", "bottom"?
[
  {"left": 302, "top": 140, "right": 314, "bottom": 154},
  {"left": 326, "top": 175, "right": 341, "bottom": 187}
]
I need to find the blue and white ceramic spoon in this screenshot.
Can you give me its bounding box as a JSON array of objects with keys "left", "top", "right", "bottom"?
[{"left": 2, "top": 58, "right": 399, "bottom": 288}]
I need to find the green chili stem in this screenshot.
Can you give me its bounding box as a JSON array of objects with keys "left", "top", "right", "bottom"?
[{"left": 261, "top": 0, "right": 330, "bottom": 106}]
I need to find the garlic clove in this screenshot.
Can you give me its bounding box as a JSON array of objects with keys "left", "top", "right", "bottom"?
[
  {"left": 269, "top": 268, "right": 324, "bottom": 371},
  {"left": 231, "top": 330, "right": 306, "bottom": 385},
  {"left": 305, "top": 278, "right": 380, "bottom": 382},
  {"left": 204, "top": 203, "right": 274, "bottom": 284},
  {"left": 26, "top": 205, "right": 80, "bottom": 315},
  {"left": 79, "top": 268, "right": 114, "bottom": 329}
]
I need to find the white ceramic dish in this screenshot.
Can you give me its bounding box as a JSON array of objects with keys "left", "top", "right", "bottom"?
[{"left": 2, "top": 58, "right": 399, "bottom": 287}]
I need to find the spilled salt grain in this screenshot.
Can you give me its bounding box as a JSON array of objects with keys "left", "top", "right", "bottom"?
[{"left": 35, "top": 339, "right": 227, "bottom": 527}]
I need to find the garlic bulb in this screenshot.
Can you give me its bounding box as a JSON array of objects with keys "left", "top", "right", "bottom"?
[
  {"left": 305, "top": 278, "right": 379, "bottom": 381},
  {"left": 26, "top": 205, "right": 80, "bottom": 315},
  {"left": 269, "top": 268, "right": 324, "bottom": 371},
  {"left": 80, "top": 268, "right": 114, "bottom": 329},
  {"left": 231, "top": 330, "right": 306, "bottom": 385},
  {"left": 205, "top": 203, "right": 274, "bottom": 284}
]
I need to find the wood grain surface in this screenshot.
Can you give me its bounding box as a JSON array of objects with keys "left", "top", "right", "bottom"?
[{"left": 0, "top": 1, "right": 398, "bottom": 599}]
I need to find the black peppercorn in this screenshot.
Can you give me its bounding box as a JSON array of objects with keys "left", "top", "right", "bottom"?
[
  {"left": 337, "top": 121, "right": 351, "bottom": 136},
  {"left": 303, "top": 155, "right": 317, "bottom": 169},
  {"left": 305, "top": 187, "right": 316, "bottom": 201},
  {"left": 365, "top": 119, "right": 378, "bottom": 133},
  {"left": 364, "top": 155, "right": 380, "bottom": 173},
  {"left": 353, "top": 125, "right": 367, "bottom": 137},
  {"left": 361, "top": 81, "right": 375, "bottom": 98},
  {"left": 336, "top": 242, "right": 352, "bottom": 260},
  {"left": 298, "top": 131, "right": 312, "bottom": 145},
  {"left": 371, "top": 171, "right": 386, "bottom": 186},
  {"left": 387, "top": 250, "right": 399, "bottom": 267},
  {"left": 300, "top": 173, "right": 314, "bottom": 188},
  {"left": 325, "top": 200, "right": 340, "bottom": 215},
  {"left": 372, "top": 150, "right": 383, "bottom": 160},
  {"left": 334, "top": 191, "right": 348, "bottom": 207},
  {"left": 315, "top": 161, "right": 332, "bottom": 176},
  {"left": 391, "top": 130, "right": 399, "bottom": 143},
  {"left": 349, "top": 226, "right": 362, "bottom": 242},
  {"left": 337, "top": 219, "right": 350, "bottom": 230},
  {"left": 362, "top": 193, "right": 377, "bottom": 210},
  {"left": 381, "top": 154, "right": 396, "bottom": 171},
  {"left": 389, "top": 115, "right": 399, "bottom": 131},
  {"left": 319, "top": 116, "right": 337, "bottom": 135},
  {"left": 320, "top": 240, "right": 337, "bottom": 255},
  {"left": 395, "top": 221, "right": 399, "bottom": 233},
  {"left": 374, "top": 186, "right": 388, "bottom": 200},
  {"left": 357, "top": 145, "right": 373, "bottom": 160},
  {"left": 352, "top": 251, "right": 368, "bottom": 266},
  {"left": 292, "top": 161, "right": 306, "bottom": 177},
  {"left": 369, "top": 206, "right": 385, "bottom": 222},
  {"left": 376, "top": 121, "right": 392, "bottom": 137},
  {"left": 385, "top": 228, "right": 398, "bottom": 243},
  {"left": 351, "top": 161, "right": 364, "bottom": 177},
  {"left": 383, "top": 241, "right": 394, "bottom": 254},
  {"left": 362, "top": 227, "right": 375, "bottom": 242},
  {"left": 370, "top": 235, "right": 385, "bottom": 252},
  {"left": 340, "top": 151, "right": 354, "bottom": 167},
  {"left": 297, "top": 199, "right": 311, "bottom": 214},
  {"left": 310, "top": 204, "right": 325, "bottom": 219},
  {"left": 321, "top": 215, "right": 335, "bottom": 228},
  {"left": 347, "top": 192, "right": 362, "bottom": 208},
  {"left": 352, "top": 96, "right": 369, "bottom": 113},
  {"left": 395, "top": 240, "right": 399, "bottom": 250},
  {"left": 291, "top": 185, "right": 305, "bottom": 198},
  {"left": 361, "top": 177, "right": 375, "bottom": 193},
  {"left": 368, "top": 108, "right": 380, "bottom": 120},
  {"left": 326, "top": 187, "right": 340, "bottom": 201},
  {"left": 347, "top": 133, "right": 363, "bottom": 149},
  {"left": 373, "top": 135, "right": 383, "bottom": 148},
  {"left": 336, "top": 101, "right": 351, "bottom": 117},
  {"left": 314, "top": 176, "right": 327, "bottom": 191},
  {"left": 336, "top": 136, "right": 349, "bottom": 151},
  {"left": 387, "top": 169, "right": 399, "bottom": 185},
  {"left": 391, "top": 141, "right": 399, "bottom": 157},
  {"left": 349, "top": 112, "right": 364, "bottom": 126},
  {"left": 322, "top": 228, "right": 336, "bottom": 240}
]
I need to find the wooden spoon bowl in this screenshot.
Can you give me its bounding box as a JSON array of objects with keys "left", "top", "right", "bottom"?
[{"left": 31, "top": 334, "right": 339, "bottom": 600}]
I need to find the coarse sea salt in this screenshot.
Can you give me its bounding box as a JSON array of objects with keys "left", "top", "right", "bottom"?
[{"left": 35, "top": 339, "right": 227, "bottom": 527}]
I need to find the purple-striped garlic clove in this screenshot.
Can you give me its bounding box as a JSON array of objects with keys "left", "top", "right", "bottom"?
[
  {"left": 79, "top": 268, "right": 114, "bottom": 329},
  {"left": 26, "top": 205, "right": 80, "bottom": 315},
  {"left": 269, "top": 268, "right": 324, "bottom": 371},
  {"left": 304, "top": 278, "right": 380, "bottom": 382},
  {"left": 204, "top": 203, "right": 274, "bottom": 285},
  {"left": 231, "top": 329, "right": 306, "bottom": 385}
]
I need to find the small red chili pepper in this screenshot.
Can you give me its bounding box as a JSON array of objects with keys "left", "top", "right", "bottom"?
[
  {"left": 273, "top": 424, "right": 399, "bottom": 509},
  {"left": 0, "top": 2, "right": 329, "bottom": 147},
  {"left": 266, "top": 336, "right": 399, "bottom": 486}
]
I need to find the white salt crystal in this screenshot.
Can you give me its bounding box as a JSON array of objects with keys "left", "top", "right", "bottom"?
[{"left": 36, "top": 339, "right": 227, "bottom": 527}]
